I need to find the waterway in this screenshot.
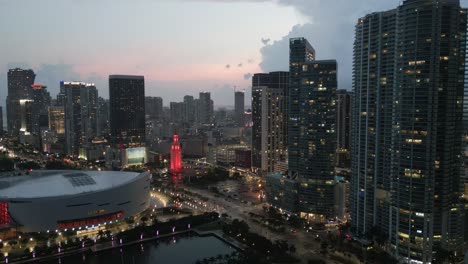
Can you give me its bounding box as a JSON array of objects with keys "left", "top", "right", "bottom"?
[{"left": 38, "top": 233, "right": 236, "bottom": 264}]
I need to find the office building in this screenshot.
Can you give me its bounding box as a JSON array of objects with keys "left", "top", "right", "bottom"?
[
  {"left": 251, "top": 72, "right": 289, "bottom": 176},
  {"left": 30, "top": 84, "right": 51, "bottom": 136},
  {"left": 170, "top": 102, "right": 185, "bottom": 123},
  {"left": 63, "top": 82, "right": 98, "bottom": 155},
  {"left": 351, "top": 1, "right": 466, "bottom": 261},
  {"left": 183, "top": 95, "right": 196, "bottom": 124},
  {"left": 234, "top": 91, "right": 245, "bottom": 127},
  {"left": 197, "top": 92, "right": 213, "bottom": 125},
  {"left": 145, "top": 96, "right": 163, "bottom": 120},
  {"left": 6, "top": 68, "right": 35, "bottom": 136},
  {"left": 48, "top": 106, "right": 65, "bottom": 135},
  {"left": 109, "top": 75, "right": 145, "bottom": 147}
]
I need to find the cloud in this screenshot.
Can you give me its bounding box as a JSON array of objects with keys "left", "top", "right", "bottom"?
[
  {"left": 243, "top": 73, "right": 252, "bottom": 80},
  {"left": 258, "top": 0, "right": 402, "bottom": 89},
  {"left": 225, "top": 64, "right": 231, "bottom": 69},
  {"left": 247, "top": 58, "right": 255, "bottom": 64},
  {"left": 238, "top": 63, "right": 243, "bottom": 67},
  {"left": 261, "top": 38, "right": 270, "bottom": 45}
]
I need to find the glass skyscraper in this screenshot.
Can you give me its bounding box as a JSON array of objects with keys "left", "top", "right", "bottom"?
[
  {"left": 288, "top": 38, "right": 337, "bottom": 221},
  {"left": 109, "top": 75, "right": 145, "bottom": 147},
  {"left": 352, "top": 0, "right": 467, "bottom": 262}
]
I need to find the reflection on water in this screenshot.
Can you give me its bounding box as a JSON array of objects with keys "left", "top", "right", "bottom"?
[
  {"left": 171, "top": 173, "right": 183, "bottom": 189},
  {"left": 40, "top": 233, "right": 235, "bottom": 264}
]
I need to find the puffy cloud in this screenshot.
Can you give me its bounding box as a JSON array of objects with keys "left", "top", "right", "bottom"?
[
  {"left": 259, "top": 0, "right": 402, "bottom": 90},
  {"left": 225, "top": 64, "right": 231, "bottom": 69},
  {"left": 243, "top": 73, "right": 252, "bottom": 80},
  {"left": 261, "top": 38, "right": 271, "bottom": 45},
  {"left": 238, "top": 63, "right": 243, "bottom": 67}
]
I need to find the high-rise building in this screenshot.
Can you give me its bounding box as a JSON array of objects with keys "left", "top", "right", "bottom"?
[
  {"left": 97, "top": 97, "right": 110, "bottom": 137},
  {"left": 336, "top": 89, "right": 352, "bottom": 168},
  {"left": 183, "top": 95, "right": 195, "bottom": 124},
  {"left": 234, "top": 91, "right": 245, "bottom": 127},
  {"left": 30, "top": 84, "right": 51, "bottom": 136},
  {"left": 63, "top": 82, "right": 98, "bottom": 155},
  {"left": 251, "top": 72, "right": 289, "bottom": 175},
  {"left": 19, "top": 99, "right": 33, "bottom": 136},
  {"left": 288, "top": 38, "right": 337, "bottom": 221},
  {"left": 6, "top": 68, "right": 35, "bottom": 136},
  {"left": 197, "top": 92, "right": 213, "bottom": 125},
  {"left": 48, "top": 106, "right": 65, "bottom": 135},
  {"left": 109, "top": 75, "right": 145, "bottom": 147},
  {"left": 352, "top": 1, "right": 467, "bottom": 261},
  {"left": 145, "top": 96, "right": 163, "bottom": 120},
  {"left": 170, "top": 102, "right": 185, "bottom": 123}
]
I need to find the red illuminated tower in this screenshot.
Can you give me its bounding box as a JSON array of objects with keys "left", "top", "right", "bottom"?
[
  {"left": 170, "top": 133, "right": 182, "bottom": 172},
  {"left": 0, "top": 202, "right": 10, "bottom": 225}
]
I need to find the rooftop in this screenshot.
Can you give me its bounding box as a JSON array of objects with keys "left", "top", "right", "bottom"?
[
  {"left": 0, "top": 170, "right": 147, "bottom": 200},
  {"left": 109, "top": 75, "right": 144, "bottom": 80}
]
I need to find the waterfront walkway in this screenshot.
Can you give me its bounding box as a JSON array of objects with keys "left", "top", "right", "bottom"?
[{"left": 2, "top": 227, "right": 242, "bottom": 264}]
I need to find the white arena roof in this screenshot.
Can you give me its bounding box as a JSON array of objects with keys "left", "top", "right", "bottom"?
[{"left": 0, "top": 170, "right": 147, "bottom": 199}]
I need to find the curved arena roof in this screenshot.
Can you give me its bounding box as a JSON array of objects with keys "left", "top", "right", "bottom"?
[{"left": 0, "top": 170, "right": 148, "bottom": 199}]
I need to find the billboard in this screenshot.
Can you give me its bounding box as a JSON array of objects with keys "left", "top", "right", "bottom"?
[{"left": 123, "top": 147, "right": 147, "bottom": 166}]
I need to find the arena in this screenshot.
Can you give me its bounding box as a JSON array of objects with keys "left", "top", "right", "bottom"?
[{"left": 0, "top": 170, "right": 150, "bottom": 232}]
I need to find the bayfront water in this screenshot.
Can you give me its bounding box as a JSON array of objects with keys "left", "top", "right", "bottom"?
[{"left": 38, "top": 233, "right": 236, "bottom": 264}]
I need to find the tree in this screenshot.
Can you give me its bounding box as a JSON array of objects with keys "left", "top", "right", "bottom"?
[
  {"left": 0, "top": 156, "right": 14, "bottom": 172},
  {"left": 289, "top": 244, "right": 296, "bottom": 253},
  {"left": 16, "top": 161, "right": 41, "bottom": 170}
]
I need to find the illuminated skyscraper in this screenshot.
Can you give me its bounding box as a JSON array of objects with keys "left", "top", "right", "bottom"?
[
  {"left": 109, "top": 75, "right": 145, "bottom": 147},
  {"left": 170, "top": 133, "right": 182, "bottom": 172},
  {"left": 352, "top": 1, "right": 467, "bottom": 261},
  {"left": 289, "top": 38, "right": 337, "bottom": 221},
  {"left": 251, "top": 72, "right": 289, "bottom": 175},
  {"left": 48, "top": 106, "right": 65, "bottom": 135},
  {"left": 6, "top": 68, "right": 35, "bottom": 136},
  {"left": 63, "top": 81, "right": 98, "bottom": 155}
]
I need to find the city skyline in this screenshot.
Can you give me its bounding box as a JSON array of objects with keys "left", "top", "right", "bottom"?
[{"left": 1, "top": 0, "right": 434, "bottom": 110}]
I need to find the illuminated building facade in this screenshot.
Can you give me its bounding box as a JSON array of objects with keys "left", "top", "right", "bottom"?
[
  {"left": 6, "top": 68, "right": 35, "bottom": 136},
  {"left": 289, "top": 38, "right": 337, "bottom": 221},
  {"left": 170, "top": 133, "right": 182, "bottom": 172},
  {"left": 0, "top": 171, "right": 150, "bottom": 232},
  {"left": 63, "top": 81, "right": 98, "bottom": 155},
  {"left": 251, "top": 72, "right": 289, "bottom": 175},
  {"left": 109, "top": 75, "right": 145, "bottom": 147},
  {"left": 352, "top": 0, "right": 467, "bottom": 262}
]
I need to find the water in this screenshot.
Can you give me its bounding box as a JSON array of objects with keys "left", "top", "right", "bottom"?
[{"left": 39, "top": 233, "right": 236, "bottom": 264}]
